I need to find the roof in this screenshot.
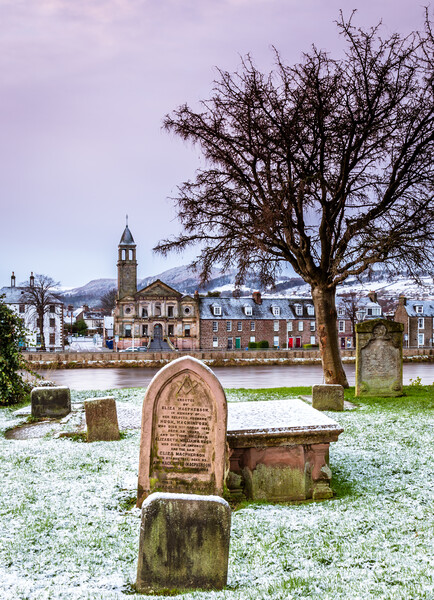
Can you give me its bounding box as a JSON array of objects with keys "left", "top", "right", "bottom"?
[
  {"left": 401, "top": 299, "right": 434, "bottom": 317},
  {"left": 119, "top": 225, "right": 135, "bottom": 246},
  {"left": 199, "top": 297, "right": 315, "bottom": 319},
  {"left": 0, "top": 286, "right": 27, "bottom": 303}
]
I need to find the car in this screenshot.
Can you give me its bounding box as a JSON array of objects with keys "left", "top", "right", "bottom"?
[{"left": 119, "top": 346, "right": 148, "bottom": 353}]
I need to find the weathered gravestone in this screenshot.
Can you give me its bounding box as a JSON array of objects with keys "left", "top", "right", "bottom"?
[
  {"left": 136, "top": 492, "right": 231, "bottom": 593},
  {"left": 84, "top": 397, "right": 120, "bottom": 442},
  {"left": 355, "top": 319, "right": 404, "bottom": 397},
  {"left": 312, "top": 384, "right": 344, "bottom": 411},
  {"left": 137, "top": 356, "right": 227, "bottom": 507},
  {"left": 31, "top": 386, "right": 71, "bottom": 418}
]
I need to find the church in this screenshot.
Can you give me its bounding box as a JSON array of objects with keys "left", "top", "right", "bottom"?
[{"left": 114, "top": 223, "right": 200, "bottom": 351}]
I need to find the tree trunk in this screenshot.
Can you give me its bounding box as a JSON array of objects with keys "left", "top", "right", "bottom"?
[
  {"left": 311, "top": 285, "right": 349, "bottom": 388},
  {"left": 38, "top": 309, "right": 46, "bottom": 352}
]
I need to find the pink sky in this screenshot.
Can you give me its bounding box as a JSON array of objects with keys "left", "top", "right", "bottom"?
[{"left": 0, "top": 0, "right": 426, "bottom": 288}]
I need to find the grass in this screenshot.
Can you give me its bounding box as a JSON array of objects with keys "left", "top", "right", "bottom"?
[{"left": 0, "top": 385, "right": 433, "bottom": 599}]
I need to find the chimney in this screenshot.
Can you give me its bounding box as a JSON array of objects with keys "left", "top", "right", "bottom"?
[
  {"left": 252, "top": 291, "right": 262, "bottom": 305},
  {"left": 11, "top": 272, "right": 15, "bottom": 287},
  {"left": 398, "top": 295, "right": 406, "bottom": 306},
  {"left": 367, "top": 291, "right": 377, "bottom": 303},
  {"left": 194, "top": 290, "right": 199, "bottom": 300},
  {"left": 29, "top": 272, "right": 35, "bottom": 287},
  {"left": 83, "top": 304, "right": 90, "bottom": 313}
]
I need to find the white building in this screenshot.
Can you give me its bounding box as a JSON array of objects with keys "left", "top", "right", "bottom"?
[{"left": 0, "top": 272, "right": 64, "bottom": 351}]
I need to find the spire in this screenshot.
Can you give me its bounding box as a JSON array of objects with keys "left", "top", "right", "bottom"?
[{"left": 119, "top": 220, "right": 135, "bottom": 246}]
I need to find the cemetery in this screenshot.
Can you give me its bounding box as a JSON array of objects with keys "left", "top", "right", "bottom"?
[{"left": 0, "top": 330, "right": 433, "bottom": 598}]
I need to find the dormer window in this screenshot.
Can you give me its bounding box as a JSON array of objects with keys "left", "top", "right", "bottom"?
[
  {"left": 307, "top": 305, "right": 314, "bottom": 316},
  {"left": 244, "top": 305, "right": 252, "bottom": 316},
  {"left": 213, "top": 305, "right": 221, "bottom": 316},
  {"left": 272, "top": 306, "right": 280, "bottom": 316},
  {"left": 338, "top": 307, "right": 345, "bottom": 317},
  {"left": 295, "top": 304, "right": 303, "bottom": 316},
  {"left": 415, "top": 305, "right": 424, "bottom": 314}
]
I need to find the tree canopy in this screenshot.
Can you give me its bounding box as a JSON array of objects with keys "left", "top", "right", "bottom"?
[{"left": 156, "top": 12, "right": 434, "bottom": 386}]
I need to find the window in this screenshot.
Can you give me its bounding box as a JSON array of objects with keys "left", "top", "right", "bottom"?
[
  {"left": 418, "top": 333, "right": 424, "bottom": 346},
  {"left": 273, "top": 335, "right": 279, "bottom": 347},
  {"left": 36, "top": 318, "right": 41, "bottom": 328},
  {"left": 415, "top": 305, "right": 424, "bottom": 314},
  {"left": 142, "top": 307, "right": 148, "bottom": 317},
  {"left": 274, "top": 320, "right": 279, "bottom": 332},
  {"left": 184, "top": 306, "right": 191, "bottom": 315},
  {"left": 237, "top": 321, "right": 242, "bottom": 331},
  {"left": 213, "top": 321, "right": 218, "bottom": 332},
  {"left": 250, "top": 336, "right": 256, "bottom": 343},
  {"left": 49, "top": 305, "right": 55, "bottom": 313},
  {"left": 337, "top": 307, "right": 345, "bottom": 317},
  {"left": 19, "top": 304, "right": 25, "bottom": 314},
  {"left": 167, "top": 306, "right": 174, "bottom": 317},
  {"left": 125, "top": 324, "right": 132, "bottom": 338},
  {"left": 226, "top": 321, "right": 232, "bottom": 332},
  {"left": 49, "top": 318, "right": 55, "bottom": 328},
  {"left": 155, "top": 304, "right": 161, "bottom": 316},
  {"left": 310, "top": 335, "right": 316, "bottom": 345},
  {"left": 298, "top": 321, "right": 304, "bottom": 331},
  {"left": 244, "top": 306, "right": 252, "bottom": 316},
  {"left": 287, "top": 321, "right": 293, "bottom": 332},
  {"left": 168, "top": 324, "right": 174, "bottom": 336},
  {"left": 227, "top": 338, "right": 233, "bottom": 349},
  {"left": 373, "top": 307, "right": 381, "bottom": 316},
  {"left": 250, "top": 321, "right": 255, "bottom": 331},
  {"left": 310, "top": 321, "right": 315, "bottom": 331},
  {"left": 49, "top": 333, "right": 55, "bottom": 345},
  {"left": 367, "top": 308, "right": 372, "bottom": 316},
  {"left": 295, "top": 304, "right": 303, "bottom": 316},
  {"left": 339, "top": 320, "right": 345, "bottom": 332},
  {"left": 307, "top": 305, "right": 315, "bottom": 316},
  {"left": 184, "top": 325, "right": 191, "bottom": 337},
  {"left": 213, "top": 305, "right": 221, "bottom": 316},
  {"left": 213, "top": 336, "right": 218, "bottom": 348},
  {"left": 272, "top": 306, "right": 280, "bottom": 316},
  {"left": 142, "top": 325, "right": 148, "bottom": 336},
  {"left": 418, "top": 318, "right": 425, "bottom": 329},
  {"left": 36, "top": 333, "right": 41, "bottom": 345}
]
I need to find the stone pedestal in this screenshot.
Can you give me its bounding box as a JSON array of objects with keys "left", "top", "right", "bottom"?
[
  {"left": 136, "top": 492, "right": 231, "bottom": 593},
  {"left": 84, "top": 397, "right": 120, "bottom": 442},
  {"left": 355, "top": 319, "right": 404, "bottom": 397},
  {"left": 226, "top": 399, "right": 343, "bottom": 502},
  {"left": 312, "top": 384, "right": 344, "bottom": 411},
  {"left": 31, "top": 386, "right": 71, "bottom": 419}
]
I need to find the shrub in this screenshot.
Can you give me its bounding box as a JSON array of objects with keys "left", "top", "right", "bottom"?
[
  {"left": 258, "top": 340, "right": 269, "bottom": 348},
  {"left": 248, "top": 341, "right": 258, "bottom": 349},
  {"left": 0, "top": 296, "right": 31, "bottom": 405}
]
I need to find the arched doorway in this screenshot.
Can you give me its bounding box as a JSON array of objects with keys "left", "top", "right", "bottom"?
[{"left": 154, "top": 324, "right": 163, "bottom": 340}]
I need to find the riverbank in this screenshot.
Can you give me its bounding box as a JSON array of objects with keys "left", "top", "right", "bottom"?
[{"left": 23, "top": 347, "right": 434, "bottom": 369}]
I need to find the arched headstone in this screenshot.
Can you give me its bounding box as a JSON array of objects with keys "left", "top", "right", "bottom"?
[{"left": 137, "top": 356, "right": 227, "bottom": 507}]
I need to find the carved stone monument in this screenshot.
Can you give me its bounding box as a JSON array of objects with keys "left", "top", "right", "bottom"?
[
  {"left": 136, "top": 492, "right": 231, "bottom": 593},
  {"left": 312, "top": 384, "right": 344, "bottom": 411},
  {"left": 137, "top": 356, "right": 227, "bottom": 507},
  {"left": 31, "top": 386, "right": 71, "bottom": 419},
  {"left": 355, "top": 319, "right": 404, "bottom": 397},
  {"left": 84, "top": 397, "right": 120, "bottom": 442}
]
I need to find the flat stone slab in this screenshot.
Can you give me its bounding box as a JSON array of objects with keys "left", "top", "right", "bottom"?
[{"left": 227, "top": 399, "right": 343, "bottom": 446}]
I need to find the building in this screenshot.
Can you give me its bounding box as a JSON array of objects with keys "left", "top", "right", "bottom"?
[
  {"left": 0, "top": 272, "right": 64, "bottom": 351},
  {"left": 114, "top": 225, "right": 200, "bottom": 350},
  {"left": 394, "top": 296, "right": 434, "bottom": 347}
]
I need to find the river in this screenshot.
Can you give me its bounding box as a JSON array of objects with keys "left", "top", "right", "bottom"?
[{"left": 35, "top": 363, "right": 434, "bottom": 390}]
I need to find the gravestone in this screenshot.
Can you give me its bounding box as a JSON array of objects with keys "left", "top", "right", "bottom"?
[
  {"left": 136, "top": 492, "right": 231, "bottom": 593},
  {"left": 312, "top": 384, "right": 344, "bottom": 411},
  {"left": 84, "top": 397, "right": 120, "bottom": 442},
  {"left": 137, "top": 356, "right": 227, "bottom": 507},
  {"left": 355, "top": 319, "right": 404, "bottom": 397},
  {"left": 31, "top": 386, "right": 71, "bottom": 418}
]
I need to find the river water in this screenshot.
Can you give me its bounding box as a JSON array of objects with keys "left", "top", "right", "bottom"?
[{"left": 35, "top": 363, "right": 434, "bottom": 390}]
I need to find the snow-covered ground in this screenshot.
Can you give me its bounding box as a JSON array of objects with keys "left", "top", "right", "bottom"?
[{"left": 1, "top": 387, "right": 433, "bottom": 599}]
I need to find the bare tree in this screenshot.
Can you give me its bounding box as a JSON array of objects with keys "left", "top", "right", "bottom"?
[
  {"left": 337, "top": 292, "right": 365, "bottom": 348},
  {"left": 156, "top": 12, "right": 434, "bottom": 386},
  {"left": 22, "top": 274, "right": 61, "bottom": 352},
  {"left": 99, "top": 288, "right": 117, "bottom": 315}
]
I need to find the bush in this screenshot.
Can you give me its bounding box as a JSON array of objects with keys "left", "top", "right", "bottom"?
[
  {"left": 248, "top": 341, "right": 258, "bottom": 349},
  {"left": 0, "top": 296, "right": 31, "bottom": 405},
  {"left": 258, "top": 340, "right": 269, "bottom": 348}
]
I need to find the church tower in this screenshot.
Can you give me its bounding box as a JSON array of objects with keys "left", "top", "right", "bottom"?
[{"left": 117, "top": 218, "right": 137, "bottom": 299}]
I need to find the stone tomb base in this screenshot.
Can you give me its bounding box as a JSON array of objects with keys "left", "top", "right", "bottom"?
[
  {"left": 136, "top": 492, "right": 231, "bottom": 593},
  {"left": 227, "top": 399, "right": 343, "bottom": 502}
]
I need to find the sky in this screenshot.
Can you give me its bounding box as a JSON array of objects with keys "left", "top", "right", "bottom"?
[{"left": 0, "top": 0, "right": 427, "bottom": 289}]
